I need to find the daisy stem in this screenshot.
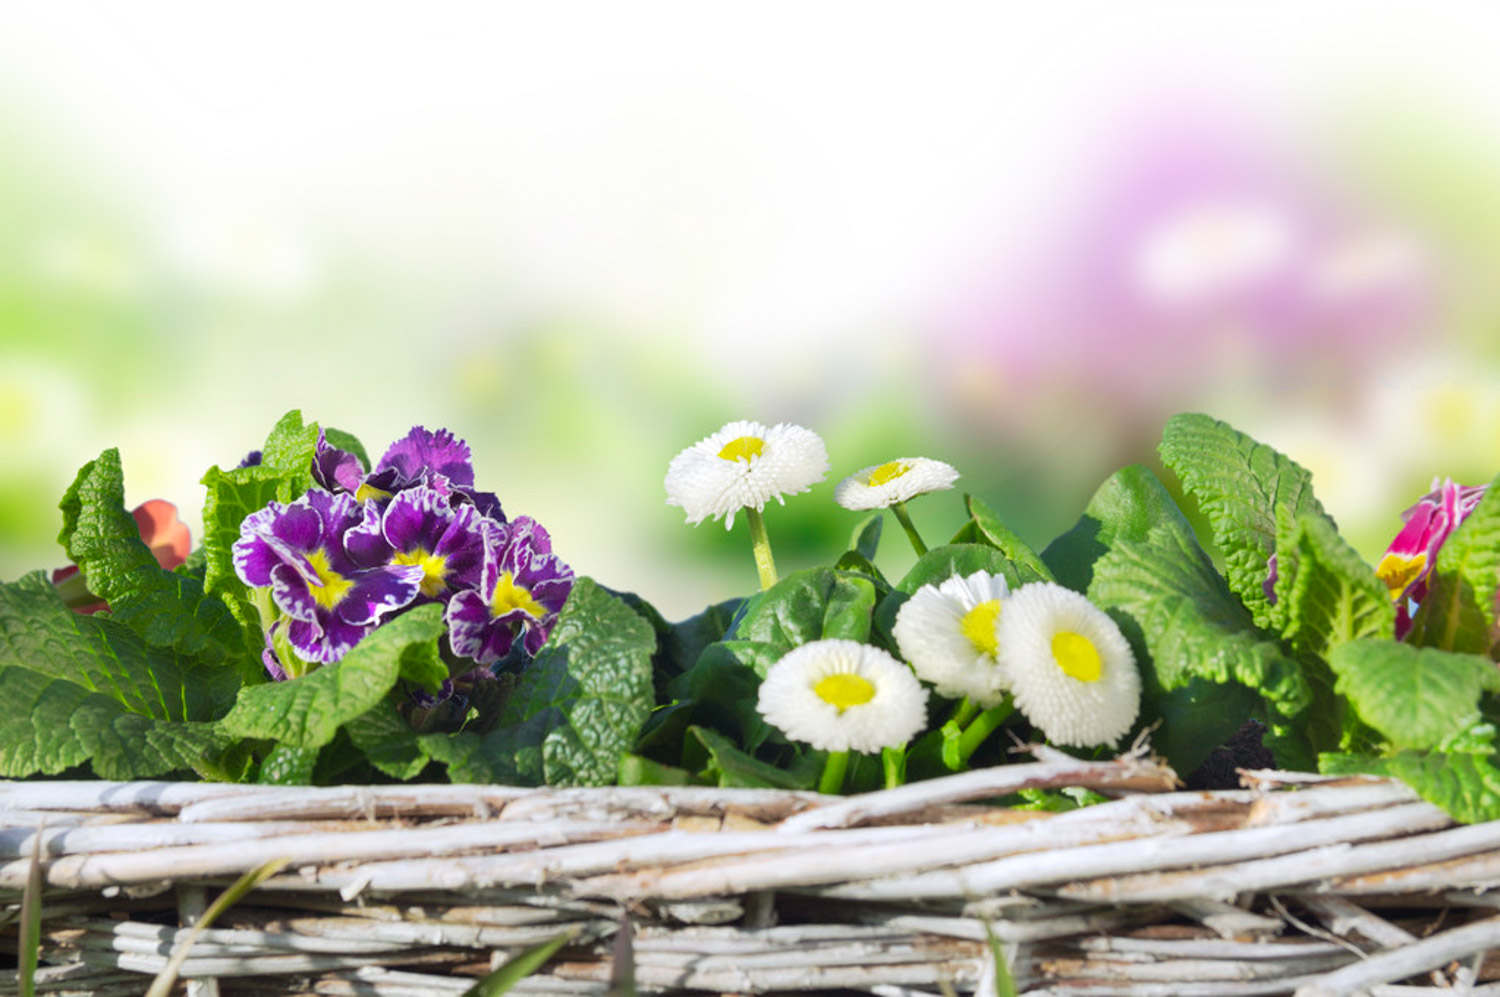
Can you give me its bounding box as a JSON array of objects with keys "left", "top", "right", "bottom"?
[
  {"left": 888, "top": 501, "right": 929, "bottom": 557},
  {"left": 881, "top": 746, "right": 906, "bottom": 789},
  {"left": 942, "top": 696, "right": 1012, "bottom": 771},
  {"left": 818, "top": 750, "right": 851, "bottom": 795},
  {"left": 745, "top": 507, "right": 779, "bottom": 591}
]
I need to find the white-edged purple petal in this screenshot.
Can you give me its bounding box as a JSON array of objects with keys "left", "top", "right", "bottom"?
[
  {"left": 377, "top": 426, "right": 475, "bottom": 488},
  {"left": 336, "top": 563, "right": 426, "bottom": 626},
  {"left": 232, "top": 503, "right": 287, "bottom": 586},
  {"left": 343, "top": 499, "right": 393, "bottom": 568},
  {"left": 312, "top": 431, "right": 367, "bottom": 494},
  {"left": 287, "top": 614, "right": 368, "bottom": 664}
]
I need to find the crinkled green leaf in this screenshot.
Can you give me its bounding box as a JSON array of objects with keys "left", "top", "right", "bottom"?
[
  {"left": 345, "top": 696, "right": 432, "bottom": 780},
  {"left": 58, "top": 449, "right": 254, "bottom": 671},
  {"left": 1273, "top": 508, "right": 1394, "bottom": 659},
  {"left": 200, "top": 464, "right": 294, "bottom": 656},
  {"left": 0, "top": 572, "right": 241, "bottom": 720},
  {"left": 1041, "top": 465, "right": 1185, "bottom": 594},
  {"left": 689, "top": 725, "right": 821, "bottom": 789},
  {"left": 257, "top": 744, "right": 321, "bottom": 785},
  {"left": 1409, "top": 472, "right": 1500, "bottom": 654},
  {"left": 0, "top": 667, "right": 234, "bottom": 780},
  {"left": 422, "top": 580, "right": 656, "bottom": 786},
  {"left": 1158, "top": 413, "right": 1332, "bottom": 628},
  {"left": 220, "top": 604, "right": 446, "bottom": 749},
  {"left": 257, "top": 409, "right": 320, "bottom": 495},
  {"left": 1329, "top": 638, "right": 1500, "bottom": 751},
  {"left": 1321, "top": 746, "right": 1500, "bottom": 825},
  {"left": 668, "top": 641, "right": 775, "bottom": 752},
  {"left": 959, "top": 494, "right": 1054, "bottom": 582},
  {"left": 1090, "top": 520, "right": 1310, "bottom": 720}
]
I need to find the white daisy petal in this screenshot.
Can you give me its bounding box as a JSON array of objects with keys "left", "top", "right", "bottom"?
[
  {"left": 892, "top": 570, "right": 1012, "bottom": 706},
  {"left": 996, "top": 582, "right": 1140, "bottom": 748},
  {"left": 756, "top": 639, "right": 926, "bottom": 753},
  {"left": 665, "top": 420, "right": 830, "bottom": 529},
  {"left": 833, "top": 457, "right": 960, "bottom": 511}
]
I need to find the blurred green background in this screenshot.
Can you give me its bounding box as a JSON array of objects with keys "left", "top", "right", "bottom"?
[{"left": 4, "top": 4, "right": 1500, "bottom": 618}]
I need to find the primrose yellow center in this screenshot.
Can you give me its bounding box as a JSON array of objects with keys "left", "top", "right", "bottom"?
[
  {"left": 813, "top": 672, "right": 876, "bottom": 713},
  {"left": 354, "top": 482, "right": 393, "bottom": 503},
  {"left": 491, "top": 570, "right": 547, "bottom": 620},
  {"left": 304, "top": 549, "right": 354, "bottom": 611},
  {"left": 1376, "top": 551, "right": 1427, "bottom": 601},
  {"left": 866, "top": 460, "right": 911, "bottom": 487},
  {"left": 959, "top": 599, "right": 1003, "bottom": 657},
  {"left": 395, "top": 548, "right": 449, "bottom": 597},
  {"left": 1052, "top": 630, "right": 1102, "bottom": 682},
  {"left": 717, "top": 435, "right": 765, "bottom": 462}
]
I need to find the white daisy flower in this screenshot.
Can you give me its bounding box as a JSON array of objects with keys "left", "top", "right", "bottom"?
[
  {"left": 665, "top": 420, "right": 829, "bottom": 529},
  {"left": 891, "top": 570, "right": 1012, "bottom": 706},
  {"left": 834, "top": 457, "right": 960, "bottom": 511},
  {"left": 757, "top": 639, "right": 927, "bottom": 754},
  {"left": 996, "top": 582, "right": 1140, "bottom": 748}
]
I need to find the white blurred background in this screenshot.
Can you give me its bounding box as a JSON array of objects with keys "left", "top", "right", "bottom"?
[{"left": 3, "top": 3, "right": 1500, "bottom": 616}]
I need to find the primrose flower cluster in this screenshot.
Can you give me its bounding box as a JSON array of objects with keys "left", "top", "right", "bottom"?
[
  {"left": 666, "top": 419, "right": 1142, "bottom": 791},
  {"left": 234, "top": 427, "right": 573, "bottom": 678}
]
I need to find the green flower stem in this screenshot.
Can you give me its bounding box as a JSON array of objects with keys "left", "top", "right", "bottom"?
[
  {"left": 745, "top": 507, "right": 779, "bottom": 591},
  {"left": 818, "top": 750, "right": 851, "bottom": 795},
  {"left": 943, "top": 697, "right": 1014, "bottom": 771},
  {"left": 881, "top": 746, "right": 906, "bottom": 789},
  {"left": 888, "top": 501, "right": 929, "bottom": 557},
  {"left": 949, "top": 696, "right": 981, "bottom": 730}
]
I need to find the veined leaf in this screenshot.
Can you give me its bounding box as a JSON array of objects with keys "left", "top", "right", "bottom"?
[
  {"left": 257, "top": 409, "right": 320, "bottom": 496},
  {"left": 1041, "top": 465, "right": 1186, "bottom": 593},
  {"left": 1328, "top": 638, "right": 1500, "bottom": 751},
  {"left": 1273, "top": 508, "right": 1394, "bottom": 659},
  {"left": 58, "top": 449, "right": 254, "bottom": 671},
  {"left": 1409, "top": 472, "right": 1500, "bottom": 654},
  {"left": 1090, "top": 520, "right": 1310, "bottom": 720},
  {"left": 689, "top": 726, "right": 822, "bottom": 789},
  {"left": 422, "top": 579, "right": 656, "bottom": 786},
  {"left": 345, "top": 695, "right": 432, "bottom": 780},
  {"left": 1158, "top": 413, "right": 1332, "bottom": 628},
  {"left": 1322, "top": 747, "right": 1500, "bottom": 825},
  {"left": 220, "top": 604, "right": 446, "bottom": 749},
  {"left": 730, "top": 567, "right": 879, "bottom": 655}
]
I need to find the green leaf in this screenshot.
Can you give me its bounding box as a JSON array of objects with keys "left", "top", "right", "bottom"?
[
  {"left": 58, "top": 449, "right": 253, "bottom": 671},
  {"left": 1089, "top": 519, "right": 1310, "bottom": 735},
  {"left": 220, "top": 604, "right": 446, "bottom": 749},
  {"left": 668, "top": 641, "right": 776, "bottom": 752},
  {"left": 0, "top": 572, "right": 241, "bottom": 721},
  {"left": 960, "top": 494, "right": 1054, "bottom": 582},
  {"left": 257, "top": 744, "right": 321, "bottom": 785},
  {"left": 1408, "top": 472, "right": 1500, "bottom": 654},
  {"left": 423, "top": 580, "right": 656, "bottom": 786},
  {"left": 258, "top": 409, "right": 320, "bottom": 495},
  {"left": 1158, "top": 413, "right": 1332, "bottom": 627},
  {"left": 321, "top": 426, "right": 370, "bottom": 472},
  {"left": 895, "top": 543, "right": 1047, "bottom": 595},
  {"left": 1144, "top": 677, "right": 1267, "bottom": 778},
  {"left": 1041, "top": 465, "right": 1185, "bottom": 593},
  {"left": 459, "top": 927, "right": 580, "bottom": 997},
  {"left": 1321, "top": 748, "right": 1500, "bottom": 825},
  {"left": 345, "top": 696, "right": 432, "bottom": 780},
  {"left": 0, "top": 667, "right": 235, "bottom": 780},
  {"left": 1329, "top": 638, "right": 1500, "bottom": 751},
  {"left": 731, "top": 567, "right": 879, "bottom": 654},
  {"left": 200, "top": 464, "right": 294, "bottom": 656},
  {"left": 1273, "top": 509, "right": 1394, "bottom": 658},
  {"left": 689, "top": 726, "right": 822, "bottom": 789},
  {"left": 617, "top": 753, "right": 697, "bottom": 786},
  {"left": 851, "top": 513, "right": 884, "bottom": 561}
]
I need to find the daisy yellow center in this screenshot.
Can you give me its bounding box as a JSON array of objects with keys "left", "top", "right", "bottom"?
[
  {"left": 1052, "top": 630, "right": 1102, "bottom": 683},
  {"left": 813, "top": 672, "right": 876, "bottom": 713},
  {"left": 717, "top": 435, "right": 765, "bottom": 462},
  {"left": 1375, "top": 551, "right": 1427, "bottom": 601},
  {"left": 394, "top": 547, "right": 449, "bottom": 597},
  {"left": 491, "top": 570, "right": 546, "bottom": 620},
  {"left": 304, "top": 549, "right": 354, "bottom": 611},
  {"left": 866, "top": 460, "right": 911, "bottom": 487},
  {"left": 959, "top": 599, "right": 1002, "bottom": 657}
]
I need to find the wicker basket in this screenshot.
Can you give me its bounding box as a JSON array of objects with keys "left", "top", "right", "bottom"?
[{"left": 5, "top": 750, "right": 1500, "bottom": 996}]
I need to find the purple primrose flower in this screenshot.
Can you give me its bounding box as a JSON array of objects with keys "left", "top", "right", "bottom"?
[
  {"left": 233, "top": 489, "right": 426, "bottom": 664},
  {"left": 446, "top": 516, "right": 574, "bottom": 663},
  {"left": 345, "top": 484, "right": 490, "bottom": 600},
  {"left": 316, "top": 425, "right": 506, "bottom": 522}
]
